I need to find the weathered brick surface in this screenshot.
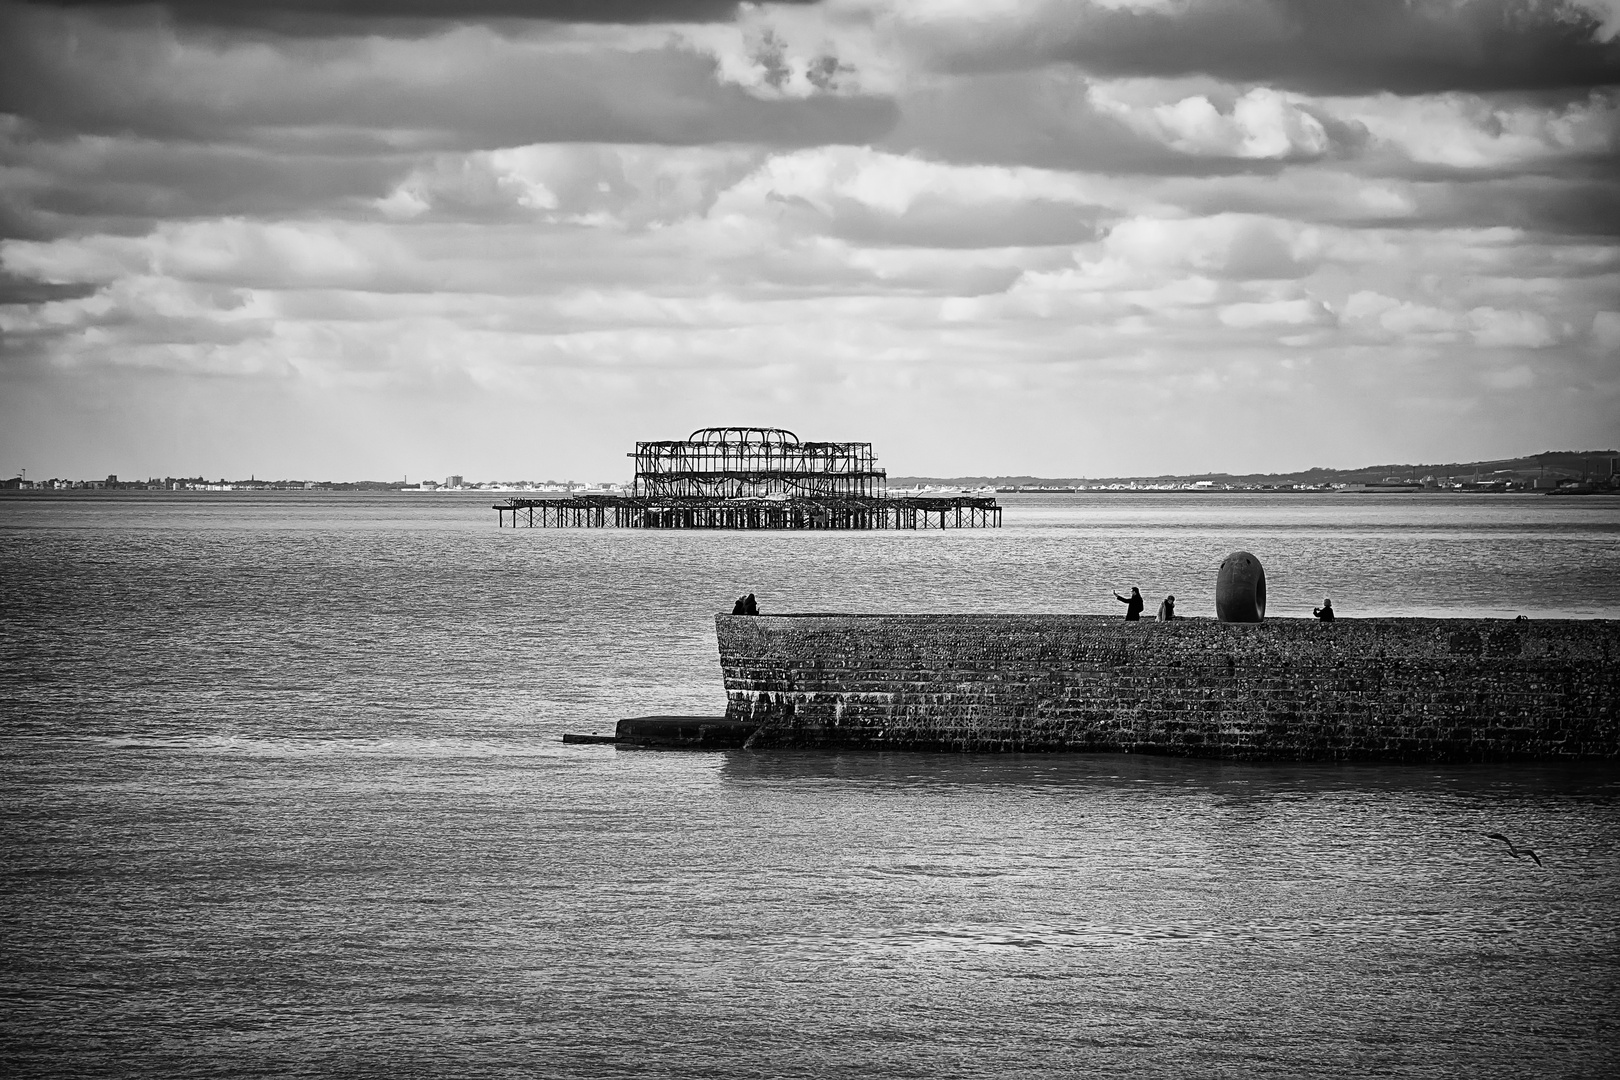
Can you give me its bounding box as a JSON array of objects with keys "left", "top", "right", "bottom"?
[{"left": 715, "top": 615, "right": 1619, "bottom": 761}]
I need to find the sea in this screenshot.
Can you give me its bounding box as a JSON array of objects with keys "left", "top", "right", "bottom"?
[{"left": 2, "top": 491, "right": 1617, "bottom": 1079}]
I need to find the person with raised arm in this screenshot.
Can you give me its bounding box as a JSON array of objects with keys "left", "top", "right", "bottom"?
[{"left": 1114, "top": 586, "right": 1144, "bottom": 621}]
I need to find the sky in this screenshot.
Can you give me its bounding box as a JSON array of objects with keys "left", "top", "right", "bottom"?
[{"left": 1, "top": 0, "right": 1618, "bottom": 482}]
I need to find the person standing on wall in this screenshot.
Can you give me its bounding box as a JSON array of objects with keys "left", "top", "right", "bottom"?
[{"left": 1114, "top": 587, "right": 1144, "bottom": 621}]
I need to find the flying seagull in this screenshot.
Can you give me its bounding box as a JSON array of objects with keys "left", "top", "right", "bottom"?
[{"left": 1483, "top": 832, "right": 1543, "bottom": 866}]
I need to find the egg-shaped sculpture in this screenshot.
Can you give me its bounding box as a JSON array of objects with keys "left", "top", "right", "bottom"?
[{"left": 1216, "top": 551, "right": 1266, "bottom": 623}]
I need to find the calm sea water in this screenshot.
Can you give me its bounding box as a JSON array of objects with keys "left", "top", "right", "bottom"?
[{"left": 3, "top": 492, "right": 1618, "bottom": 1078}]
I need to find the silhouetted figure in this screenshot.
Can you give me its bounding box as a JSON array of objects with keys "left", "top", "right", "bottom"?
[
  {"left": 1114, "top": 587, "right": 1144, "bottom": 621},
  {"left": 1483, "top": 832, "right": 1542, "bottom": 866},
  {"left": 743, "top": 593, "right": 759, "bottom": 616},
  {"left": 1156, "top": 595, "right": 1176, "bottom": 621},
  {"left": 1313, "top": 598, "right": 1335, "bottom": 622},
  {"left": 731, "top": 596, "right": 749, "bottom": 615}
]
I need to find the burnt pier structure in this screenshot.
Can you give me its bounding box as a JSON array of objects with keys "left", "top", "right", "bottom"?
[{"left": 495, "top": 427, "right": 1000, "bottom": 530}]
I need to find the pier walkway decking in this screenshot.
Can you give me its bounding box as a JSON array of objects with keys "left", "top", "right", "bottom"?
[{"left": 493, "top": 494, "right": 1001, "bottom": 529}]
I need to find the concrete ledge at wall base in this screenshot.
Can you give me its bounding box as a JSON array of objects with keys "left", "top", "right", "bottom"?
[
  {"left": 714, "top": 614, "right": 1619, "bottom": 762},
  {"left": 615, "top": 715, "right": 755, "bottom": 749}
]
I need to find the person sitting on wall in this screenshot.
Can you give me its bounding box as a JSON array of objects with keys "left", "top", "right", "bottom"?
[
  {"left": 744, "top": 593, "right": 759, "bottom": 616},
  {"left": 1313, "top": 598, "right": 1335, "bottom": 622},
  {"left": 1114, "top": 587, "right": 1144, "bottom": 621},
  {"left": 731, "top": 596, "right": 749, "bottom": 615},
  {"left": 1157, "top": 594, "right": 1176, "bottom": 621}
]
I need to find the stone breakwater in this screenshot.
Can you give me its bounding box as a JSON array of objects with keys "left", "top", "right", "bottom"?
[{"left": 716, "top": 614, "right": 1619, "bottom": 761}]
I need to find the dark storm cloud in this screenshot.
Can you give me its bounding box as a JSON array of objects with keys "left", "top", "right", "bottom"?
[
  {"left": 938, "top": 0, "right": 1620, "bottom": 96},
  {"left": 0, "top": 13, "right": 893, "bottom": 149},
  {"left": 1438, "top": 174, "right": 1620, "bottom": 235},
  {"left": 1, "top": 135, "right": 412, "bottom": 238},
  {"left": 12, "top": 1, "right": 815, "bottom": 30},
  {"left": 0, "top": 267, "right": 100, "bottom": 304}
]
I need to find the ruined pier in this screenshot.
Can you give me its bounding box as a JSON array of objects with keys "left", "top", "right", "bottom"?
[{"left": 495, "top": 426, "right": 1000, "bottom": 529}]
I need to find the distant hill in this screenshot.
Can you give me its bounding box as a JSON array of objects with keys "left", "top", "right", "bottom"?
[{"left": 890, "top": 450, "right": 1620, "bottom": 489}]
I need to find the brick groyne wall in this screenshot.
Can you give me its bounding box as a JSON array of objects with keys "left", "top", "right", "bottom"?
[{"left": 716, "top": 614, "right": 1619, "bottom": 761}]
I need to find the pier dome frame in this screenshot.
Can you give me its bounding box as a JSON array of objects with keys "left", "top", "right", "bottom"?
[{"left": 631, "top": 427, "right": 885, "bottom": 500}]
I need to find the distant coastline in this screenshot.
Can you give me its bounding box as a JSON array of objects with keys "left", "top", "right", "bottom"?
[
  {"left": 5, "top": 449, "right": 1616, "bottom": 495},
  {"left": 892, "top": 448, "right": 1619, "bottom": 495}
]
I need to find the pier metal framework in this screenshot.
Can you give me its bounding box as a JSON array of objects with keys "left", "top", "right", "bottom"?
[
  {"left": 631, "top": 427, "right": 885, "bottom": 499},
  {"left": 494, "top": 426, "right": 1000, "bottom": 530}
]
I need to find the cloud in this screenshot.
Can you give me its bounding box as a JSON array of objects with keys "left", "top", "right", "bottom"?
[
  {"left": 1119, "top": 88, "right": 1334, "bottom": 160},
  {"left": 894, "top": 0, "right": 1620, "bottom": 93},
  {"left": 1594, "top": 309, "right": 1620, "bottom": 347},
  {"left": 0, "top": 128, "right": 413, "bottom": 240},
  {"left": 1101, "top": 214, "right": 1325, "bottom": 279},
  {"left": 3, "top": 0, "right": 1619, "bottom": 479},
  {"left": 13, "top": 1, "right": 802, "bottom": 31},
  {"left": 1217, "top": 296, "right": 1333, "bottom": 328},
  {"left": 0, "top": 266, "right": 99, "bottom": 304},
  {"left": 1340, "top": 89, "right": 1620, "bottom": 172},
  {"left": 1340, "top": 290, "right": 1566, "bottom": 348},
  {"left": 714, "top": 146, "right": 1106, "bottom": 247},
  {"left": 0, "top": 5, "right": 895, "bottom": 151},
  {"left": 881, "top": 69, "right": 1359, "bottom": 173},
  {"left": 0, "top": 2, "right": 897, "bottom": 246},
  {"left": 899, "top": 0, "right": 1620, "bottom": 96},
  {"left": 375, "top": 144, "right": 765, "bottom": 226}
]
